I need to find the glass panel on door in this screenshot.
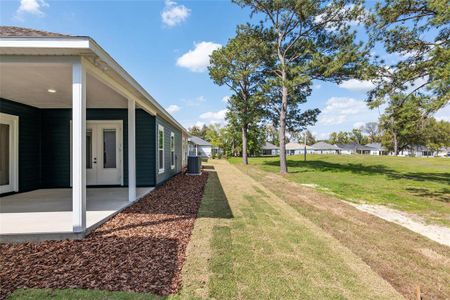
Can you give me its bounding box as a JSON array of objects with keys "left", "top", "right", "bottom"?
[
  {"left": 0, "top": 124, "right": 10, "bottom": 185},
  {"left": 103, "top": 129, "right": 117, "bottom": 168},
  {"left": 86, "top": 129, "right": 93, "bottom": 169}
]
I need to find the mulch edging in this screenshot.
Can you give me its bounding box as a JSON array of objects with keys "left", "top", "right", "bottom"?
[{"left": 0, "top": 172, "right": 209, "bottom": 299}]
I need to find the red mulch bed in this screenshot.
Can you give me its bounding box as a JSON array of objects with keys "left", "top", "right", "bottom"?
[{"left": 0, "top": 172, "right": 209, "bottom": 299}]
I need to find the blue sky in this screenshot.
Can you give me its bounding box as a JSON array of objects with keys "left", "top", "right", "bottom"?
[{"left": 1, "top": 0, "right": 448, "bottom": 140}]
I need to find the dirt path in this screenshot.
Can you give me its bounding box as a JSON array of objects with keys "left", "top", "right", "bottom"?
[
  {"left": 235, "top": 162, "right": 450, "bottom": 299},
  {"left": 182, "top": 161, "right": 402, "bottom": 299},
  {"left": 349, "top": 202, "right": 450, "bottom": 247}
]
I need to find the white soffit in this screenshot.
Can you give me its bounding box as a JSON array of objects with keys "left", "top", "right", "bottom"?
[{"left": 0, "top": 63, "right": 127, "bottom": 108}]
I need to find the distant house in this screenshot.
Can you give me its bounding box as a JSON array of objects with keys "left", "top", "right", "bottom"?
[
  {"left": 336, "top": 143, "right": 374, "bottom": 155},
  {"left": 188, "top": 136, "right": 212, "bottom": 158},
  {"left": 311, "top": 142, "right": 341, "bottom": 154},
  {"left": 366, "top": 143, "right": 389, "bottom": 156},
  {"left": 261, "top": 142, "right": 280, "bottom": 156},
  {"left": 399, "top": 145, "right": 434, "bottom": 157},
  {"left": 285, "top": 142, "right": 314, "bottom": 155}
]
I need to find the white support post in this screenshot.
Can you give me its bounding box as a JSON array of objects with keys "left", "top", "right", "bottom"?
[
  {"left": 72, "top": 60, "right": 86, "bottom": 233},
  {"left": 128, "top": 98, "right": 136, "bottom": 202}
]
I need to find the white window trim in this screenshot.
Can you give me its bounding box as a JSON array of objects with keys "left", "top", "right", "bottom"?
[
  {"left": 0, "top": 112, "right": 19, "bottom": 194},
  {"left": 170, "top": 132, "right": 175, "bottom": 170},
  {"left": 158, "top": 124, "right": 165, "bottom": 174}
]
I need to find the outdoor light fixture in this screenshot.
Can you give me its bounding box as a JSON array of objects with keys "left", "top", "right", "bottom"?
[{"left": 48, "top": 89, "right": 56, "bottom": 93}]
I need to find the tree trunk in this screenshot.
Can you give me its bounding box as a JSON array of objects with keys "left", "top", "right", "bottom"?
[
  {"left": 242, "top": 125, "right": 248, "bottom": 165},
  {"left": 393, "top": 132, "right": 398, "bottom": 156},
  {"left": 279, "top": 79, "right": 288, "bottom": 174}
]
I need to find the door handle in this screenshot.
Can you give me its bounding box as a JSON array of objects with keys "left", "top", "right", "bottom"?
[{"left": 93, "top": 158, "right": 97, "bottom": 164}]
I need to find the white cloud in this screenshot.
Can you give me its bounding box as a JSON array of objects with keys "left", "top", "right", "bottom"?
[
  {"left": 318, "top": 97, "right": 369, "bottom": 125},
  {"left": 182, "top": 95, "right": 207, "bottom": 107},
  {"left": 339, "top": 79, "right": 375, "bottom": 92},
  {"left": 313, "top": 83, "right": 322, "bottom": 90},
  {"left": 16, "top": 0, "right": 48, "bottom": 18},
  {"left": 353, "top": 121, "right": 366, "bottom": 129},
  {"left": 176, "top": 41, "right": 222, "bottom": 72},
  {"left": 166, "top": 104, "right": 180, "bottom": 114},
  {"left": 222, "top": 96, "right": 230, "bottom": 103},
  {"left": 199, "top": 109, "right": 227, "bottom": 125},
  {"left": 435, "top": 105, "right": 450, "bottom": 122},
  {"left": 161, "top": 0, "right": 190, "bottom": 27}
]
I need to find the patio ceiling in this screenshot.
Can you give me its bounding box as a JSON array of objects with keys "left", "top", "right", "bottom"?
[{"left": 0, "top": 62, "right": 131, "bottom": 108}]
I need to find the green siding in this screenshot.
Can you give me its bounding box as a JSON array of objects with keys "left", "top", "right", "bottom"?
[
  {"left": 0, "top": 98, "right": 42, "bottom": 192},
  {"left": 136, "top": 109, "right": 156, "bottom": 186},
  {"left": 155, "top": 117, "right": 183, "bottom": 185},
  {"left": 41, "top": 109, "right": 156, "bottom": 187},
  {"left": 40, "top": 109, "right": 130, "bottom": 187},
  {"left": 1, "top": 98, "right": 159, "bottom": 193}
]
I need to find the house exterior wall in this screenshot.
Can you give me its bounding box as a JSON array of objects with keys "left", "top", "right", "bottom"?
[
  {"left": 0, "top": 98, "right": 42, "bottom": 192},
  {"left": 313, "top": 149, "right": 340, "bottom": 154},
  {"left": 287, "top": 149, "right": 314, "bottom": 155},
  {"left": 155, "top": 117, "right": 182, "bottom": 185},
  {"left": 1, "top": 98, "right": 163, "bottom": 193},
  {"left": 40, "top": 108, "right": 130, "bottom": 187},
  {"left": 42, "top": 108, "right": 157, "bottom": 187}
]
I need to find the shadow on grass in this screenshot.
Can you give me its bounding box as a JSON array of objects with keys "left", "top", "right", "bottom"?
[
  {"left": 198, "top": 167, "right": 233, "bottom": 219},
  {"left": 406, "top": 187, "right": 450, "bottom": 203},
  {"left": 261, "top": 159, "right": 450, "bottom": 185}
]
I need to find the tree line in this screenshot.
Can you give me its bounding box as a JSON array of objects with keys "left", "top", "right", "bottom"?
[
  {"left": 328, "top": 118, "right": 450, "bottom": 154},
  {"left": 197, "top": 0, "right": 449, "bottom": 173}
]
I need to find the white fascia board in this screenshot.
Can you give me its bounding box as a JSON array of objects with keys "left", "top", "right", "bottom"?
[{"left": 0, "top": 37, "right": 90, "bottom": 49}]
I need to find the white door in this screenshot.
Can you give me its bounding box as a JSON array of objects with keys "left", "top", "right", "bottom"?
[
  {"left": 0, "top": 113, "right": 18, "bottom": 194},
  {"left": 72, "top": 121, "right": 123, "bottom": 186},
  {"left": 85, "top": 125, "right": 97, "bottom": 185},
  {"left": 94, "top": 122, "right": 122, "bottom": 185}
]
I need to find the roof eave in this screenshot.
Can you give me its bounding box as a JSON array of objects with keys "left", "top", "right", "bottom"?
[{"left": 0, "top": 36, "right": 188, "bottom": 134}]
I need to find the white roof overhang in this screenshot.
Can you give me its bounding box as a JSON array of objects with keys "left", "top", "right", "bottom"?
[{"left": 0, "top": 37, "right": 187, "bottom": 134}]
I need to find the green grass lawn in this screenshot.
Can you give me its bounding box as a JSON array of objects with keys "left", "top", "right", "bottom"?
[
  {"left": 229, "top": 154, "right": 450, "bottom": 225},
  {"left": 10, "top": 161, "right": 402, "bottom": 299}
]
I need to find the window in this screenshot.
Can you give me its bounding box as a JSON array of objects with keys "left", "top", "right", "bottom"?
[
  {"left": 170, "top": 132, "right": 175, "bottom": 169},
  {"left": 103, "top": 129, "right": 117, "bottom": 168},
  {"left": 158, "top": 125, "right": 164, "bottom": 173}
]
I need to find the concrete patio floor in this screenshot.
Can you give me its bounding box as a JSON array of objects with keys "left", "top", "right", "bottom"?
[{"left": 0, "top": 187, "right": 153, "bottom": 242}]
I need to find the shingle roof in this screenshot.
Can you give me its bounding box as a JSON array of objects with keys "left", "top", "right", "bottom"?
[
  {"left": 262, "top": 142, "right": 279, "bottom": 150},
  {"left": 0, "top": 26, "right": 70, "bottom": 38},
  {"left": 366, "top": 143, "right": 386, "bottom": 151},
  {"left": 336, "top": 142, "right": 374, "bottom": 151},
  {"left": 286, "top": 142, "right": 312, "bottom": 150},
  {"left": 311, "top": 142, "right": 341, "bottom": 150},
  {"left": 188, "top": 136, "right": 212, "bottom": 146}
]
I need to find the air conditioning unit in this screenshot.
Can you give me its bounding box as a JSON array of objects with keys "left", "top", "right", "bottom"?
[{"left": 187, "top": 156, "right": 202, "bottom": 175}]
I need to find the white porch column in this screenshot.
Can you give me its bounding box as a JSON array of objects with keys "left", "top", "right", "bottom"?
[
  {"left": 72, "top": 60, "right": 86, "bottom": 233},
  {"left": 128, "top": 98, "right": 136, "bottom": 202}
]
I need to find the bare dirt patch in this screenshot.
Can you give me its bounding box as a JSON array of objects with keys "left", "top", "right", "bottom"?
[
  {"left": 350, "top": 203, "right": 450, "bottom": 247},
  {"left": 0, "top": 172, "right": 208, "bottom": 300}
]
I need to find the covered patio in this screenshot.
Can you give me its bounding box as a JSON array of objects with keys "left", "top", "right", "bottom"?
[
  {"left": 0, "top": 30, "right": 166, "bottom": 241},
  {"left": 0, "top": 187, "right": 153, "bottom": 242}
]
